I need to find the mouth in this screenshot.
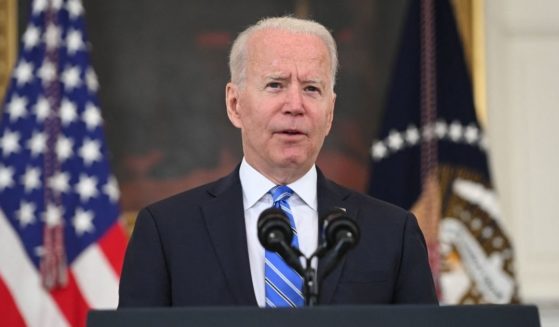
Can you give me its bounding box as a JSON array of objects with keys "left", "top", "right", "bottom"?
[
  {"left": 276, "top": 129, "right": 306, "bottom": 137},
  {"left": 280, "top": 129, "right": 304, "bottom": 135}
]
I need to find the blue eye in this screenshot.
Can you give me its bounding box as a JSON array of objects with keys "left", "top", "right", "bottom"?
[{"left": 267, "top": 82, "right": 282, "bottom": 89}]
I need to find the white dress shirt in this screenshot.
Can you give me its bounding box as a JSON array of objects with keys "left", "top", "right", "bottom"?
[{"left": 239, "top": 158, "right": 318, "bottom": 307}]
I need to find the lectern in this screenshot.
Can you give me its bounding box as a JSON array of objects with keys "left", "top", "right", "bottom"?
[{"left": 88, "top": 305, "right": 540, "bottom": 327}]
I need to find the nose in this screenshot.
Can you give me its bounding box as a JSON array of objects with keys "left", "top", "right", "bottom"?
[{"left": 283, "top": 85, "right": 304, "bottom": 116}]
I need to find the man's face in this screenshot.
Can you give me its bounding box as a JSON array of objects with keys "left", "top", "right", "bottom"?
[{"left": 226, "top": 29, "right": 336, "bottom": 182}]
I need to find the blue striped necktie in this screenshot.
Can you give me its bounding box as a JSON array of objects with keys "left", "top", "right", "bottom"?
[{"left": 264, "top": 185, "right": 304, "bottom": 307}]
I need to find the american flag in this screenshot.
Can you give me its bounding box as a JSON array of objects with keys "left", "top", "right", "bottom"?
[{"left": 0, "top": 0, "right": 127, "bottom": 326}]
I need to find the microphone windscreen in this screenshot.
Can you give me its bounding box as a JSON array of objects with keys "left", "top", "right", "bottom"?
[
  {"left": 322, "top": 208, "right": 360, "bottom": 248},
  {"left": 257, "top": 207, "right": 292, "bottom": 251}
]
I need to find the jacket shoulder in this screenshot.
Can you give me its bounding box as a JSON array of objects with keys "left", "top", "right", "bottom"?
[
  {"left": 143, "top": 171, "right": 238, "bottom": 218},
  {"left": 326, "top": 178, "right": 412, "bottom": 220}
]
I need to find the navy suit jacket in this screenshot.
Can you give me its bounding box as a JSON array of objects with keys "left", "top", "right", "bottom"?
[{"left": 118, "top": 167, "right": 437, "bottom": 307}]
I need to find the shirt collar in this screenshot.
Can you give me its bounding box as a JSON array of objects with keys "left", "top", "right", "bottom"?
[{"left": 239, "top": 158, "right": 318, "bottom": 210}]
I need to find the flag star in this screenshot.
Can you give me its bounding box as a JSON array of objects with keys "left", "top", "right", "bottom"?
[
  {"left": 464, "top": 125, "right": 480, "bottom": 144},
  {"left": 371, "top": 141, "right": 388, "bottom": 160},
  {"left": 51, "top": 0, "right": 63, "bottom": 10},
  {"left": 0, "top": 165, "right": 15, "bottom": 190},
  {"left": 79, "top": 138, "right": 102, "bottom": 166},
  {"left": 435, "top": 120, "right": 448, "bottom": 139},
  {"left": 34, "top": 246, "right": 45, "bottom": 258},
  {"left": 56, "top": 136, "right": 74, "bottom": 162},
  {"left": 103, "top": 176, "right": 120, "bottom": 202},
  {"left": 43, "top": 204, "right": 64, "bottom": 227},
  {"left": 60, "top": 99, "right": 78, "bottom": 125},
  {"left": 61, "top": 66, "right": 81, "bottom": 90},
  {"left": 387, "top": 130, "right": 404, "bottom": 151},
  {"left": 493, "top": 237, "right": 504, "bottom": 248},
  {"left": 16, "top": 201, "right": 37, "bottom": 227},
  {"left": 32, "top": 0, "right": 47, "bottom": 14},
  {"left": 471, "top": 218, "right": 482, "bottom": 231},
  {"left": 48, "top": 171, "right": 70, "bottom": 194},
  {"left": 21, "top": 166, "right": 41, "bottom": 193},
  {"left": 448, "top": 121, "right": 463, "bottom": 142},
  {"left": 14, "top": 60, "right": 34, "bottom": 85},
  {"left": 83, "top": 103, "right": 102, "bottom": 129},
  {"left": 73, "top": 208, "right": 95, "bottom": 236},
  {"left": 6, "top": 95, "right": 28, "bottom": 121},
  {"left": 23, "top": 25, "right": 41, "bottom": 49},
  {"left": 38, "top": 60, "right": 57, "bottom": 84},
  {"left": 27, "top": 131, "right": 47, "bottom": 157},
  {"left": 67, "top": 0, "right": 84, "bottom": 19},
  {"left": 482, "top": 226, "right": 494, "bottom": 239},
  {"left": 1, "top": 130, "right": 21, "bottom": 157},
  {"left": 34, "top": 96, "right": 51, "bottom": 121},
  {"left": 44, "top": 24, "right": 61, "bottom": 49},
  {"left": 66, "top": 29, "right": 84, "bottom": 54},
  {"left": 86, "top": 68, "right": 99, "bottom": 92},
  {"left": 75, "top": 174, "right": 99, "bottom": 202},
  {"left": 405, "top": 125, "right": 420, "bottom": 145}
]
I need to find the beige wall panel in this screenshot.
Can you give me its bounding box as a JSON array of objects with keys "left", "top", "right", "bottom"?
[{"left": 486, "top": 0, "right": 559, "bottom": 309}]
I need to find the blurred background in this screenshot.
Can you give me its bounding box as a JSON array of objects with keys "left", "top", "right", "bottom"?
[
  {"left": 68, "top": 0, "right": 405, "bottom": 209},
  {"left": 1, "top": 0, "right": 558, "bottom": 325}
]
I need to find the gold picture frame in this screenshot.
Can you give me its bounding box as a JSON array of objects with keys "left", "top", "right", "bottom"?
[{"left": 0, "top": 0, "right": 16, "bottom": 104}]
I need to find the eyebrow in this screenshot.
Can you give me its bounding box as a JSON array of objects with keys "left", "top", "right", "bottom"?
[
  {"left": 302, "top": 78, "right": 324, "bottom": 85},
  {"left": 265, "top": 74, "right": 325, "bottom": 86},
  {"left": 265, "top": 74, "right": 290, "bottom": 81}
]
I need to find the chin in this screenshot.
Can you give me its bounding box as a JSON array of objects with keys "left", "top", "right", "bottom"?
[{"left": 275, "top": 153, "right": 313, "bottom": 170}]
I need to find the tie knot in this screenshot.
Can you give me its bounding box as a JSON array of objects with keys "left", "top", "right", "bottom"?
[{"left": 270, "top": 185, "right": 293, "bottom": 203}]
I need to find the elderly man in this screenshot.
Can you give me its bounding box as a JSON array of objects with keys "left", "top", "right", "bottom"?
[{"left": 119, "top": 16, "right": 437, "bottom": 308}]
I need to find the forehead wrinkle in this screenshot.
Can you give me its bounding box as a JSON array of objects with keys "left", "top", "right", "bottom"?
[
  {"left": 246, "top": 30, "right": 333, "bottom": 86},
  {"left": 265, "top": 73, "right": 290, "bottom": 80}
]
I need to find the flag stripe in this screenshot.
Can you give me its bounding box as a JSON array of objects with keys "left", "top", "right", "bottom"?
[
  {"left": 73, "top": 244, "right": 120, "bottom": 309},
  {"left": 0, "top": 276, "right": 26, "bottom": 327},
  {"left": 0, "top": 1, "right": 128, "bottom": 325},
  {"left": 49, "top": 271, "right": 90, "bottom": 327},
  {"left": 0, "top": 211, "right": 69, "bottom": 327},
  {"left": 97, "top": 223, "right": 127, "bottom": 275}
]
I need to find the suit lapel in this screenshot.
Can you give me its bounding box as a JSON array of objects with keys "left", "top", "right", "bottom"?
[
  {"left": 316, "top": 169, "right": 359, "bottom": 304},
  {"left": 201, "top": 169, "right": 257, "bottom": 305},
  {"left": 199, "top": 167, "right": 358, "bottom": 305}
]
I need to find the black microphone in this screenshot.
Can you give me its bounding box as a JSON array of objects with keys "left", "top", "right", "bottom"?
[
  {"left": 318, "top": 208, "right": 360, "bottom": 279},
  {"left": 257, "top": 207, "right": 304, "bottom": 275},
  {"left": 323, "top": 208, "right": 360, "bottom": 250}
]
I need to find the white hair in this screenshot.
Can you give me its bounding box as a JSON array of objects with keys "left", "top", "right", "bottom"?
[{"left": 229, "top": 16, "right": 338, "bottom": 89}]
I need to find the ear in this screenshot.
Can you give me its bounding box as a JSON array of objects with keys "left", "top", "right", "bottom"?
[
  {"left": 325, "top": 92, "right": 336, "bottom": 135},
  {"left": 226, "top": 82, "right": 243, "bottom": 128}
]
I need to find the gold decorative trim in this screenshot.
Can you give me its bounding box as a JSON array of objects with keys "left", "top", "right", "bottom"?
[
  {"left": 471, "top": 0, "right": 487, "bottom": 129},
  {"left": 451, "top": 0, "right": 487, "bottom": 128},
  {"left": 0, "top": 0, "right": 16, "bottom": 105}
]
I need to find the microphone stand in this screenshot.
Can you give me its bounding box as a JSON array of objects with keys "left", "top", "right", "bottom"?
[
  {"left": 300, "top": 244, "right": 330, "bottom": 306},
  {"left": 283, "top": 249, "right": 319, "bottom": 306},
  {"left": 299, "top": 237, "right": 355, "bottom": 306},
  {"left": 259, "top": 207, "right": 358, "bottom": 307},
  {"left": 302, "top": 255, "right": 319, "bottom": 306}
]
